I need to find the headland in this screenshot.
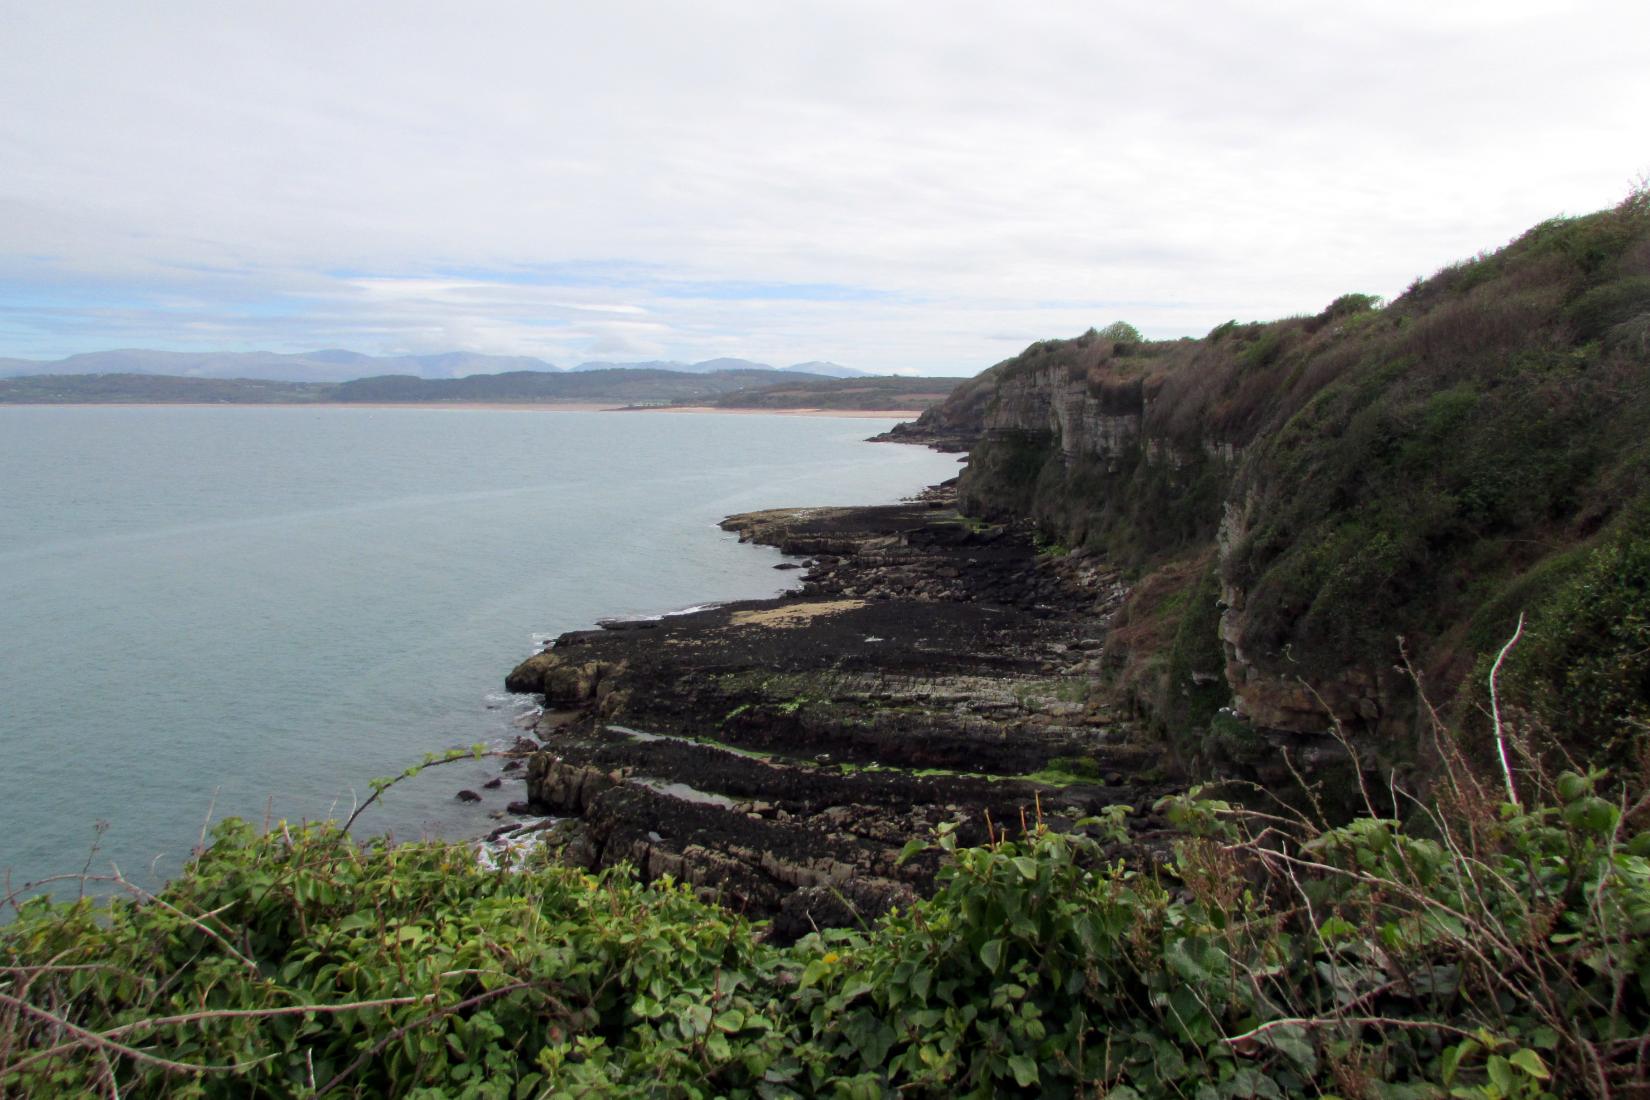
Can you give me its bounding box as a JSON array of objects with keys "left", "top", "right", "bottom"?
[{"left": 490, "top": 480, "right": 1176, "bottom": 937}]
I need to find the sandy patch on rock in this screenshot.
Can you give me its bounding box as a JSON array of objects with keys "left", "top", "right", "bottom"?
[{"left": 727, "top": 600, "right": 867, "bottom": 628}]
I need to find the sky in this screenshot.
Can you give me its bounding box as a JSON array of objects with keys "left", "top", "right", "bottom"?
[{"left": 1, "top": 1, "right": 1646, "bottom": 376}]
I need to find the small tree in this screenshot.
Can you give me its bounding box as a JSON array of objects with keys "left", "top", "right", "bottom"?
[{"left": 1097, "top": 320, "right": 1144, "bottom": 344}]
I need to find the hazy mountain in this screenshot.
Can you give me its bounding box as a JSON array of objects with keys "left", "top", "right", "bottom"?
[
  {"left": 782, "top": 361, "right": 867, "bottom": 378},
  {"left": 0, "top": 349, "right": 563, "bottom": 383}
]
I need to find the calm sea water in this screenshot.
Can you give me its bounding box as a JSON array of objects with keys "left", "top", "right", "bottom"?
[{"left": 0, "top": 406, "right": 959, "bottom": 895}]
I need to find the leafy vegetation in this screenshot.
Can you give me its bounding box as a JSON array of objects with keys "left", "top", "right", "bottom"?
[
  {"left": 1488, "top": 510, "right": 1650, "bottom": 761},
  {"left": 5, "top": 725, "right": 1647, "bottom": 1097},
  {"left": 945, "top": 187, "right": 1650, "bottom": 760}
]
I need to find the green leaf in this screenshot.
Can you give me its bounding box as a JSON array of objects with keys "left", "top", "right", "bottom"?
[
  {"left": 1317, "top": 915, "right": 1357, "bottom": 943},
  {"left": 980, "top": 938, "right": 1004, "bottom": 972},
  {"left": 1011, "top": 856, "right": 1039, "bottom": 881},
  {"left": 1008, "top": 1054, "right": 1040, "bottom": 1087},
  {"left": 1256, "top": 1026, "right": 1317, "bottom": 1075},
  {"left": 1508, "top": 1049, "right": 1550, "bottom": 1080},
  {"left": 1564, "top": 796, "right": 1620, "bottom": 837},
  {"left": 896, "top": 837, "right": 927, "bottom": 866},
  {"left": 1441, "top": 1041, "right": 1471, "bottom": 1085},
  {"left": 1487, "top": 1054, "right": 1515, "bottom": 1095}
]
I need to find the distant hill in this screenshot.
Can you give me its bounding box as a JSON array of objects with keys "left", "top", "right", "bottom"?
[
  {"left": 330, "top": 367, "right": 830, "bottom": 404},
  {"left": 0, "top": 349, "right": 892, "bottom": 384},
  {"left": 0, "top": 373, "right": 334, "bottom": 403},
  {"left": 569, "top": 357, "right": 776, "bottom": 375},
  {"left": 0, "top": 349, "right": 563, "bottom": 383},
  {"left": 569, "top": 357, "right": 871, "bottom": 377},
  {"left": 0, "top": 367, "right": 840, "bottom": 405},
  {"left": 687, "top": 374, "right": 966, "bottom": 411}
]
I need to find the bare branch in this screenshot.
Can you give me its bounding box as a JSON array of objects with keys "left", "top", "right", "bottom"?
[{"left": 1489, "top": 613, "right": 1525, "bottom": 807}]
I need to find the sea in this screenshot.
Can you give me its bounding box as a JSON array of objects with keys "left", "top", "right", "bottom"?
[{"left": 0, "top": 406, "right": 961, "bottom": 897}]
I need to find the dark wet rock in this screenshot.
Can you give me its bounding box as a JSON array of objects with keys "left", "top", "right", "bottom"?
[
  {"left": 455, "top": 789, "right": 482, "bottom": 803},
  {"left": 526, "top": 756, "right": 619, "bottom": 814},
  {"left": 483, "top": 777, "right": 503, "bottom": 789},
  {"left": 506, "top": 800, "right": 535, "bottom": 816},
  {"left": 505, "top": 487, "right": 1172, "bottom": 935}
]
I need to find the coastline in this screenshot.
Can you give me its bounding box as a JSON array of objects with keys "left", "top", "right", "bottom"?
[
  {"left": 3, "top": 401, "right": 923, "bottom": 417},
  {"left": 485, "top": 482, "right": 1170, "bottom": 937}
]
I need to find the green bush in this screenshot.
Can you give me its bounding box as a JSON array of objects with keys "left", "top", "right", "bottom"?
[
  {"left": 6, "top": 737, "right": 1648, "bottom": 1097},
  {"left": 1162, "top": 561, "right": 1231, "bottom": 757},
  {"left": 1566, "top": 276, "right": 1650, "bottom": 341},
  {"left": 1493, "top": 515, "right": 1650, "bottom": 758}
]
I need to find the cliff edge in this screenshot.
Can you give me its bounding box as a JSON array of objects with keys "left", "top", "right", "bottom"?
[{"left": 901, "top": 191, "right": 1650, "bottom": 782}]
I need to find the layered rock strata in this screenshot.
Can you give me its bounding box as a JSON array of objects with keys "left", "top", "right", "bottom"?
[{"left": 501, "top": 488, "right": 1172, "bottom": 938}]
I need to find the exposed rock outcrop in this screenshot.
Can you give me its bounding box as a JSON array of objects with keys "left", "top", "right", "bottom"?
[
  {"left": 502, "top": 493, "right": 1173, "bottom": 936},
  {"left": 907, "top": 196, "right": 1650, "bottom": 785}
]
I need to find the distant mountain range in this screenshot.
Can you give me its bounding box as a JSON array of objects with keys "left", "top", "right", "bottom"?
[
  {"left": 0, "top": 349, "right": 871, "bottom": 383},
  {"left": 0, "top": 367, "right": 965, "bottom": 411}
]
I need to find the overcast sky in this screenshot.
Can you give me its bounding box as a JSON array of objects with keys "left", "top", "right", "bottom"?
[{"left": 1, "top": 1, "right": 1645, "bottom": 374}]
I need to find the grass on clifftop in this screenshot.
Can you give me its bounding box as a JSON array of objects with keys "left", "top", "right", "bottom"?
[{"left": 954, "top": 186, "right": 1650, "bottom": 764}]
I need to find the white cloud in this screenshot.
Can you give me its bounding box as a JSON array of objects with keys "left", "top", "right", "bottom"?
[{"left": 1, "top": 0, "right": 1646, "bottom": 370}]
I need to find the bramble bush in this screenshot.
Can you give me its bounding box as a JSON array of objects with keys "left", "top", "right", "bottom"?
[{"left": 4, "top": 722, "right": 1648, "bottom": 1097}]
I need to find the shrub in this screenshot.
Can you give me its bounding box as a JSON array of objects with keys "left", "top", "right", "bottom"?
[
  {"left": 4, "top": 719, "right": 1648, "bottom": 1096},
  {"left": 1324, "top": 292, "right": 1382, "bottom": 319},
  {"left": 1492, "top": 514, "right": 1650, "bottom": 760},
  {"left": 1566, "top": 275, "right": 1650, "bottom": 341},
  {"left": 1097, "top": 320, "right": 1144, "bottom": 345}
]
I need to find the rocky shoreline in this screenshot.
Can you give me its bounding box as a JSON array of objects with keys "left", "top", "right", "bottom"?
[{"left": 491, "top": 481, "right": 1178, "bottom": 938}]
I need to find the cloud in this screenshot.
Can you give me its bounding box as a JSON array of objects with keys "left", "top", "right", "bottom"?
[{"left": 0, "top": 1, "right": 1646, "bottom": 371}]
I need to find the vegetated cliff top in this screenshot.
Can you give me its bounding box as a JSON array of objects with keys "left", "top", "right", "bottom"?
[
  {"left": 914, "top": 195, "right": 1650, "bottom": 457},
  {"left": 912, "top": 188, "right": 1650, "bottom": 762}
]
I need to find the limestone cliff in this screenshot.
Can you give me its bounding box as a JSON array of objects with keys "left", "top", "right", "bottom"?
[{"left": 906, "top": 193, "right": 1650, "bottom": 778}]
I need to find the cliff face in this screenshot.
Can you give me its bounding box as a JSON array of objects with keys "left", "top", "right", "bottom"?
[{"left": 912, "top": 193, "right": 1650, "bottom": 778}]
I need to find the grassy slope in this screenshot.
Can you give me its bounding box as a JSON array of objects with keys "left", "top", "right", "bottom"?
[{"left": 954, "top": 192, "right": 1650, "bottom": 757}]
